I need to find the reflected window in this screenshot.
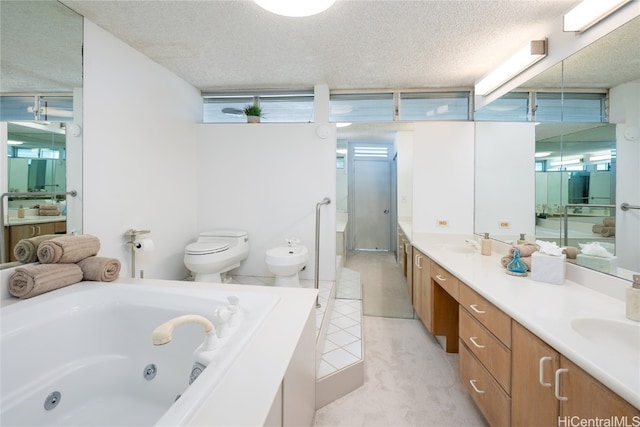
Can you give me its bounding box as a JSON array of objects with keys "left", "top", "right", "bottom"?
[
  {"left": 330, "top": 93, "right": 394, "bottom": 122},
  {"left": 535, "top": 92, "right": 606, "bottom": 122},
  {"left": 475, "top": 92, "right": 529, "bottom": 121},
  {"left": 0, "top": 95, "right": 73, "bottom": 121}
]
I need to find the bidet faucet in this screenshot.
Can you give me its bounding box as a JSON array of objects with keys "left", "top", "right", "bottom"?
[{"left": 152, "top": 314, "right": 218, "bottom": 384}]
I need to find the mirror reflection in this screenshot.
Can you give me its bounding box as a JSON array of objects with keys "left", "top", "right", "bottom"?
[{"left": 475, "top": 16, "right": 640, "bottom": 281}]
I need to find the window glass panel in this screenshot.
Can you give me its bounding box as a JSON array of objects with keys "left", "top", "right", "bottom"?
[
  {"left": 535, "top": 92, "right": 605, "bottom": 122},
  {"left": 400, "top": 92, "right": 469, "bottom": 121},
  {"left": 330, "top": 93, "right": 393, "bottom": 122},
  {"left": 259, "top": 95, "right": 314, "bottom": 123},
  {"left": 39, "top": 96, "right": 74, "bottom": 121},
  {"left": 474, "top": 92, "right": 529, "bottom": 121},
  {"left": 0, "top": 96, "right": 36, "bottom": 121},
  {"left": 203, "top": 97, "right": 254, "bottom": 123}
]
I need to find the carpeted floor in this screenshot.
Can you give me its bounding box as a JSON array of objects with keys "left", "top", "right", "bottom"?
[
  {"left": 312, "top": 316, "right": 488, "bottom": 427},
  {"left": 345, "top": 250, "right": 414, "bottom": 319}
]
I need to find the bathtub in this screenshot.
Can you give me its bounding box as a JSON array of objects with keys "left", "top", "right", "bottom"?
[{"left": 0, "top": 281, "right": 281, "bottom": 426}]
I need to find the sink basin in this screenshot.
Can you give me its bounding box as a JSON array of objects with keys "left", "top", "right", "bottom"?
[{"left": 570, "top": 318, "right": 640, "bottom": 368}]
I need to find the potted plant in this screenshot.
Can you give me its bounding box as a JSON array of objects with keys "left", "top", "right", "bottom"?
[{"left": 243, "top": 104, "right": 263, "bottom": 123}]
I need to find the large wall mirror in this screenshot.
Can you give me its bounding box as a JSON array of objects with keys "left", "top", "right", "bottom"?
[
  {"left": 1, "top": 0, "right": 83, "bottom": 266},
  {"left": 475, "top": 16, "right": 640, "bottom": 281}
]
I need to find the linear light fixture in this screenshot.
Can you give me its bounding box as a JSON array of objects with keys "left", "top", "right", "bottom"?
[
  {"left": 254, "top": 0, "right": 336, "bottom": 17},
  {"left": 563, "top": 0, "right": 631, "bottom": 32},
  {"left": 589, "top": 154, "right": 612, "bottom": 161},
  {"left": 475, "top": 40, "right": 547, "bottom": 96},
  {"left": 550, "top": 158, "right": 583, "bottom": 166}
]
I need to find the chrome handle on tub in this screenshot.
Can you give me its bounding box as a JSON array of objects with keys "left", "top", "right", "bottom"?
[
  {"left": 554, "top": 368, "right": 569, "bottom": 401},
  {"left": 469, "top": 379, "right": 485, "bottom": 394},
  {"left": 469, "top": 336, "right": 485, "bottom": 349},
  {"left": 469, "top": 304, "right": 486, "bottom": 314},
  {"left": 435, "top": 274, "right": 446, "bottom": 281},
  {"left": 539, "top": 356, "right": 553, "bottom": 387}
]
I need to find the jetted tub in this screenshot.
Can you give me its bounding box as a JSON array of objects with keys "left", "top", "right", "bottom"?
[{"left": 0, "top": 281, "right": 279, "bottom": 426}]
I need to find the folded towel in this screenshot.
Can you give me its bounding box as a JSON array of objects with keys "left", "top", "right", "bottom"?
[
  {"left": 600, "top": 226, "right": 615, "bottom": 237},
  {"left": 8, "top": 263, "right": 83, "bottom": 299},
  {"left": 39, "top": 204, "right": 59, "bottom": 210},
  {"left": 13, "top": 234, "right": 58, "bottom": 263},
  {"left": 562, "top": 246, "right": 579, "bottom": 260},
  {"left": 603, "top": 217, "right": 615, "bottom": 227},
  {"left": 39, "top": 209, "right": 61, "bottom": 216},
  {"left": 501, "top": 255, "right": 533, "bottom": 271},
  {"left": 77, "top": 256, "right": 121, "bottom": 282},
  {"left": 509, "top": 243, "right": 538, "bottom": 257},
  {"left": 592, "top": 224, "right": 604, "bottom": 234},
  {"left": 37, "top": 235, "right": 100, "bottom": 264}
]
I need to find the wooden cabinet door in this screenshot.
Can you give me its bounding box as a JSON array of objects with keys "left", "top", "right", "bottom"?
[
  {"left": 412, "top": 250, "right": 424, "bottom": 312},
  {"left": 559, "top": 357, "right": 640, "bottom": 421},
  {"left": 511, "top": 321, "right": 560, "bottom": 426}
]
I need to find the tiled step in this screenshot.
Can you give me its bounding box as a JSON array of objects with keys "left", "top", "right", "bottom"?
[{"left": 315, "top": 268, "right": 364, "bottom": 409}]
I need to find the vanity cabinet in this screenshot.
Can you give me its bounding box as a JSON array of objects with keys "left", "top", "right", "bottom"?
[
  {"left": 412, "top": 248, "right": 432, "bottom": 332},
  {"left": 512, "top": 321, "right": 640, "bottom": 424},
  {"left": 459, "top": 283, "right": 512, "bottom": 426},
  {"left": 6, "top": 221, "right": 66, "bottom": 262},
  {"left": 430, "top": 260, "right": 459, "bottom": 352},
  {"left": 398, "top": 225, "right": 413, "bottom": 298}
]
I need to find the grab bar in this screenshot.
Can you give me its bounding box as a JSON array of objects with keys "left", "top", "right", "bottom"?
[
  {"left": 563, "top": 204, "right": 614, "bottom": 246},
  {"left": 315, "top": 197, "right": 331, "bottom": 308},
  {"left": 0, "top": 190, "right": 78, "bottom": 263},
  {"left": 621, "top": 203, "right": 640, "bottom": 211}
]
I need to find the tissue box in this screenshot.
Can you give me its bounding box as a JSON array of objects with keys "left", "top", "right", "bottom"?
[
  {"left": 576, "top": 254, "right": 617, "bottom": 275},
  {"left": 531, "top": 252, "right": 566, "bottom": 285}
]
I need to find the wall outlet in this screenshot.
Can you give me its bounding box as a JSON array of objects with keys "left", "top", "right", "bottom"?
[
  {"left": 498, "top": 221, "right": 510, "bottom": 229},
  {"left": 437, "top": 220, "right": 449, "bottom": 228}
]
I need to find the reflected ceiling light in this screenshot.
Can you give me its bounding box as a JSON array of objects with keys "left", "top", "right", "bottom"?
[
  {"left": 563, "top": 0, "right": 631, "bottom": 32},
  {"left": 254, "top": 0, "right": 336, "bottom": 17},
  {"left": 7, "top": 140, "right": 23, "bottom": 145},
  {"left": 535, "top": 151, "right": 552, "bottom": 158},
  {"left": 550, "top": 158, "right": 583, "bottom": 166},
  {"left": 336, "top": 148, "right": 347, "bottom": 154},
  {"left": 475, "top": 40, "right": 547, "bottom": 96},
  {"left": 336, "top": 122, "right": 352, "bottom": 128},
  {"left": 589, "top": 154, "right": 612, "bottom": 161}
]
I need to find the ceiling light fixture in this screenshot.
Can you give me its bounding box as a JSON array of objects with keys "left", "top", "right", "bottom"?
[
  {"left": 475, "top": 40, "right": 547, "bottom": 96},
  {"left": 336, "top": 122, "right": 352, "bottom": 128},
  {"left": 254, "top": 0, "right": 336, "bottom": 17},
  {"left": 563, "top": 0, "right": 631, "bottom": 32},
  {"left": 7, "top": 140, "right": 24, "bottom": 145},
  {"left": 589, "top": 154, "right": 612, "bottom": 161},
  {"left": 550, "top": 158, "right": 583, "bottom": 166},
  {"left": 535, "top": 151, "right": 552, "bottom": 158}
]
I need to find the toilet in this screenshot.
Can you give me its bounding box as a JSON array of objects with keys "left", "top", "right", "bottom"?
[
  {"left": 265, "top": 244, "right": 309, "bottom": 287},
  {"left": 184, "top": 230, "right": 249, "bottom": 282}
]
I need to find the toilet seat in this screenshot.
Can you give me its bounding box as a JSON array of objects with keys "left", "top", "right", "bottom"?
[{"left": 185, "top": 239, "right": 230, "bottom": 255}]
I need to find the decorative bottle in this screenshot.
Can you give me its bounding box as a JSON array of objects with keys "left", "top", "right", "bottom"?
[
  {"left": 481, "top": 232, "right": 492, "bottom": 256},
  {"left": 626, "top": 274, "right": 640, "bottom": 322}
]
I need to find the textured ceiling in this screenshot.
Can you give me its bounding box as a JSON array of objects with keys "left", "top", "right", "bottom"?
[{"left": 59, "top": 0, "right": 582, "bottom": 92}]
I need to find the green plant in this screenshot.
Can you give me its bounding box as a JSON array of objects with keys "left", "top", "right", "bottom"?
[{"left": 243, "top": 104, "right": 263, "bottom": 117}]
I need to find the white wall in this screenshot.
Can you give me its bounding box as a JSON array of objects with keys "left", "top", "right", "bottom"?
[
  {"left": 475, "top": 122, "right": 536, "bottom": 240},
  {"left": 396, "top": 130, "right": 413, "bottom": 220},
  {"left": 196, "top": 124, "right": 337, "bottom": 282},
  {"left": 83, "top": 20, "right": 202, "bottom": 280},
  {"left": 610, "top": 81, "right": 640, "bottom": 274},
  {"left": 411, "top": 122, "right": 475, "bottom": 234}
]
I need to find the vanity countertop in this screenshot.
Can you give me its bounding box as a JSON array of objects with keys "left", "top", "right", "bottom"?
[
  {"left": 5, "top": 215, "right": 66, "bottom": 226},
  {"left": 411, "top": 232, "right": 640, "bottom": 410}
]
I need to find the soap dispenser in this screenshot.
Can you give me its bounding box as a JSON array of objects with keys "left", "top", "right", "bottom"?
[
  {"left": 17, "top": 205, "right": 24, "bottom": 218},
  {"left": 518, "top": 233, "right": 527, "bottom": 244},
  {"left": 481, "top": 233, "right": 492, "bottom": 256},
  {"left": 626, "top": 274, "right": 640, "bottom": 322}
]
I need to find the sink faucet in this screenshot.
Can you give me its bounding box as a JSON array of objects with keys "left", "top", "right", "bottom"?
[
  {"left": 152, "top": 314, "right": 218, "bottom": 384},
  {"left": 465, "top": 237, "right": 481, "bottom": 251}
]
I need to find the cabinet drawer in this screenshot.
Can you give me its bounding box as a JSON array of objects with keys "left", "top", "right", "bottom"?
[
  {"left": 431, "top": 261, "right": 459, "bottom": 301},
  {"left": 460, "top": 284, "right": 511, "bottom": 348},
  {"left": 459, "top": 341, "right": 511, "bottom": 427},
  {"left": 459, "top": 307, "right": 511, "bottom": 393},
  {"left": 54, "top": 221, "right": 66, "bottom": 234}
]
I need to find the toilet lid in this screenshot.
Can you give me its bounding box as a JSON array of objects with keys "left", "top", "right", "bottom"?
[{"left": 185, "top": 239, "right": 230, "bottom": 255}]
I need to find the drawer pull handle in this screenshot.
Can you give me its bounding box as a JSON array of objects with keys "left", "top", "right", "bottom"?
[
  {"left": 539, "top": 356, "right": 552, "bottom": 387},
  {"left": 469, "top": 336, "right": 485, "bottom": 349},
  {"left": 469, "top": 304, "right": 486, "bottom": 314},
  {"left": 435, "top": 274, "right": 446, "bottom": 281},
  {"left": 469, "top": 379, "right": 485, "bottom": 394},
  {"left": 415, "top": 254, "right": 423, "bottom": 269},
  {"left": 554, "top": 368, "right": 569, "bottom": 401}
]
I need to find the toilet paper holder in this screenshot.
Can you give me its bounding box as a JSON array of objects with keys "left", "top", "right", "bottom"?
[{"left": 125, "top": 229, "right": 151, "bottom": 278}]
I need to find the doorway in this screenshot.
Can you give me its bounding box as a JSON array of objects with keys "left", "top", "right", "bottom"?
[{"left": 348, "top": 142, "right": 395, "bottom": 252}]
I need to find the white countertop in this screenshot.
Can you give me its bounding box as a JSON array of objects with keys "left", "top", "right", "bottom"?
[
  {"left": 410, "top": 232, "right": 640, "bottom": 410},
  {"left": 5, "top": 215, "right": 66, "bottom": 226}
]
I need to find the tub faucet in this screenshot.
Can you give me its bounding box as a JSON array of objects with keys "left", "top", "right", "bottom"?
[{"left": 152, "top": 314, "right": 218, "bottom": 384}]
